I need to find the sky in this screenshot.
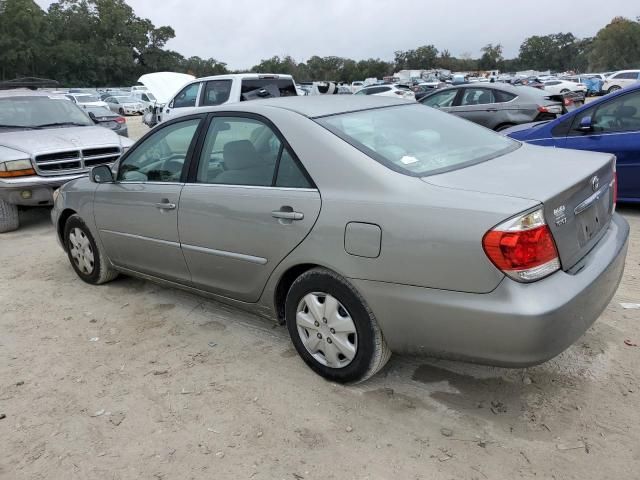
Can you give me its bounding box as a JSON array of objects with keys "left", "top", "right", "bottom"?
[{"left": 34, "top": 0, "right": 638, "bottom": 69}]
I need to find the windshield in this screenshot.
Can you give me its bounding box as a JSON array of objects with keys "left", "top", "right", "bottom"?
[
  {"left": 75, "top": 95, "right": 100, "bottom": 103},
  {"left": 317, "top": 104, "right": 519, "bottom": 176},
  {"left": 0, "top": 96, "right": 92, "bottom": 128}
]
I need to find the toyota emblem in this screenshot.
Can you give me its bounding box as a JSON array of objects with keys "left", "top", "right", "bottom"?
[{"left": 591, "top": 176, "right": 599, "bottom": 192}]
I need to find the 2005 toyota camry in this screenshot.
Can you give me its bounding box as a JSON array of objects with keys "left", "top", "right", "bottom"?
[{"left": 52, "top": 96, "right": 629, "bottom": 383}]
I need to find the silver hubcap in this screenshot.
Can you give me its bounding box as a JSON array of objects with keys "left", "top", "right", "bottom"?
[
  {"left": 296, "top": 292, "right": 357, "bottom": 368},
  {"left": 69, "top": 228, "right": 95, "bottom": 275}
]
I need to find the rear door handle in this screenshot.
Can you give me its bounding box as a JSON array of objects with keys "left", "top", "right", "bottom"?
[
  {"left": 272, "top": 210, "right": 304, "bottom": 221},
  {"left": 155, "top": 201, "right": 176, "bottom": 210}
]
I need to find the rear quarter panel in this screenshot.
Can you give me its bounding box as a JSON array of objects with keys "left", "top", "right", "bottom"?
[{"left": 254, "top": 109, "right": 538, "bottom": 307}]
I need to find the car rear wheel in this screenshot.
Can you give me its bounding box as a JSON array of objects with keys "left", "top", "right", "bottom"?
[
  {"left": 118, "top": 108, "right": 125, "bottom": 115},
  {"left": 608, "top": 86, "right": 621, "bottom": 94},
  {"left": 64, "top": 214, "right": 118, "bottom": 285},
  {"left": 285, "top": 267, "right": 391, "bottom": 383},
  {"left": 560, "top": 88, "right": 570, "bottom": 93},
  {"left": 0, "top": 199, "right": 19, "bottom": 233}
]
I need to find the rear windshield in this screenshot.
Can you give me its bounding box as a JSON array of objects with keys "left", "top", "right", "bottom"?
[
  {"left": 317, "top": 104, "right": 519, "bottom": 176},
  {"left": 240, "top": 78, "right": 297, "bottom": 101}
]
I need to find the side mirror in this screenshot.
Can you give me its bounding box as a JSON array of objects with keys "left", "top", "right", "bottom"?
[
  {"left": 88, "top": 111, "right": 99, "bottom": 124},
  {"left": 577, "top": 116, "right": 593, "bottom": 132},
  {"left": 90, "top": 165, "right": 114, "bottom": 183}
]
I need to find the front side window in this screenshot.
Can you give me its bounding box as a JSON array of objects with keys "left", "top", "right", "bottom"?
[
  {"left": 117, "top": 119, "right": 200, "bottom": 182},
  {"left": 421, "top": 89, "right": 457, "bottom": 108},
  {"left": 201, "top": 80, "right": 232, "bottom": 106},
  {"left": 172, "top": 83, "right": 200, "bottom": 108},
  {"left": 570, "top": 90, "right": 640, "bottom": 134},
  {"left": 196, "top": 116, "right": 310, "bottom": 187},
  {"left": 317, "top": 104, "right": 518, "bottom": 177},
  {"left": 460, "top": 88, "right": 495, "bottom": 106}
]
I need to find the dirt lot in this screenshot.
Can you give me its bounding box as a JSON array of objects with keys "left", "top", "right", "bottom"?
[{"left": 1, "top": 117, "right": 639, "bottom": 479}]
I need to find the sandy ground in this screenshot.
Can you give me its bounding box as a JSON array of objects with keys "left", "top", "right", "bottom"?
[{"left": 1, "top": 117, "right": 639, "bottom": 479}]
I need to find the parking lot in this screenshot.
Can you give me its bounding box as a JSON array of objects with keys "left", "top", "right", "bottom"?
[{"left": 0, "top": 113, "right": 638, "bottom": 479}]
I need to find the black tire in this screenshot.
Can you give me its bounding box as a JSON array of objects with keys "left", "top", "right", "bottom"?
[
  {"left": 63, "top": 214, "right": 118, "bottom": 285},
  {"left": 560, "top": 88, "right": 570, "bottom": 94},
  {"left": 0, "top": 200, "right": 19, "bottom": 233},
  {"left": 495, "top": 123, "right": 515, "bottom": 132},
  {"left": 607, "top": 86, "right": 621, "bottom": 94},
  {"left": 285, "top": 267, "right": 391, "bottom": 383},
  {"left": 119, "top": 108, "right": 125, "bottom": 115}
]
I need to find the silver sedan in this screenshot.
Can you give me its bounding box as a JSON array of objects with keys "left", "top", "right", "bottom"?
[{"left": 51, "top": 96, "right": 629, "bottom": 383}]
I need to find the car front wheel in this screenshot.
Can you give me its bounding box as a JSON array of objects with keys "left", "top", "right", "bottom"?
[
  {"left": 64, "top": 214, "right": 118, "bottom": 285},
  {"left": 608, "top": 86, "right": 621, "bottom": 94},
  {"left": 285, "top": 268, "right": 391, "bottom": 383},
  {"left": 0, "top": 199, "right": 19, "bottom": 233}
]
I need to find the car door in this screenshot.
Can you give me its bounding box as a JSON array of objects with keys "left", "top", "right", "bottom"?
[
  {"left": 178, "top": 114, "right": 321, "bottom": 302},
  {"left": 164, "top": 82, "right": 202, "bottom": 122},
  {"left": 93, "top": 116, "right": 204, "bottom": 282},
  {"left": 448, "top": 87, "right": 500, "bottom": 128},
  {"left": 561, "top": 90, "right": 640, "bottom": 201}
]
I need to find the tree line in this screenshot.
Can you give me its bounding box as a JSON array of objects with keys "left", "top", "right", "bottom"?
[{"left": 1, "top": 0, "right": 639, "bottom": 86}]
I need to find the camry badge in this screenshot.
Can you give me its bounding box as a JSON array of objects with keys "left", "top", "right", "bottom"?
[{"left": 591, "top": 176, "right": 600, "bottom": 192}]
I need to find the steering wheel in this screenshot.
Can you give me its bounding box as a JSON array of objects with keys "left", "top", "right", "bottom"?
[{"left": 161, "top": 159, "right": 184, "bottom": 180}]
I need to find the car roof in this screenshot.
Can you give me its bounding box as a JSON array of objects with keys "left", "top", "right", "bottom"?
[
  {"left": 193, "top": 73, "right": 294, "bottom": 82},
  {"left": 192, "top": 96, "right": 412, "bottom": 119},
  {"left": 0, "top": 88, "right": 68, "bottom": 100}
]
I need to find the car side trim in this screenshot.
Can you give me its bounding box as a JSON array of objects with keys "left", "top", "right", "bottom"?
[
  {"left": 99, "top": 229, "right": 181, "bottom": 248},
  {"left": 181, "top": 243, "right": 268, "bottom": 265}
]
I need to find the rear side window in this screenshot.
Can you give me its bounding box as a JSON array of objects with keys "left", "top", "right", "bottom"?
[
  {"left": 318, "top": 104, "right": 518, "bottom": 177},
  {"left": 615, "top": 72, "right": 639, "bottom": 80},
  {"left": 240, "top": 78, "right": 297, "bottom": 101},
  {"left": 201, "top": 80, "right": 232, "bottom": 106},
  {"left": 196, "top": 116, "right": 312, "bottom": 188},
  {"left": 460, "top": 88, "right": 495, "bottom": 106},
  {"left": 494, "top": 90, "right": 516, "bottom": 103}
]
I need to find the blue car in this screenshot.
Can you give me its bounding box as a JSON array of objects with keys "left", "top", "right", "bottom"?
[{"left": 505, "top": 84, "right": 640, "bottom": 203}]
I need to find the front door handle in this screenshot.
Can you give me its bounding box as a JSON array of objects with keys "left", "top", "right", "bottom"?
[
  {"left": 272, "top": 209, "right": 304, "bottom": 221},
  {"left": 155, "top": 201, "right": 176, "bottom": 210}
]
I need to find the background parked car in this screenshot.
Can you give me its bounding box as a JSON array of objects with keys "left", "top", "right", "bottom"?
[
  {"left": 351, "top": 81, "right": 364, "bottom": 93},
  {"left": 543, "top": 79, "right": 587, "bottom": 95},
  {"left": 105, "top": 96, "right": 144, "bottom": 115},
  {"left": 504, "top": 83, "right": 640, "bottom": 202},
  {"left": 161, "top": 73, "right": 298, "bottom": 123},
  {"left": 420, "top": 83, "right": 564, "bottom": 131},
  {"left": 0, "top": 88, "right": 132, "bottom": 232},
  {"left": 130, "top": 91, "right": 156, "bottom": 110},
  {"left": 602, "top": 70, "right": 640, "bottom": 94},
  {"left": 65, "top": 93, "right": 109, "bottom": 109},
  {"left": 354, "top": 84, "right": 415, "bottom": 100},
  {"left": 84, "top": 106, "right": 128, "bottom": 137}
]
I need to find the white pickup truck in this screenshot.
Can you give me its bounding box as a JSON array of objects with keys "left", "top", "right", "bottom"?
[{"left": 154, "top": 74, "right": 298, "bottom": 124}]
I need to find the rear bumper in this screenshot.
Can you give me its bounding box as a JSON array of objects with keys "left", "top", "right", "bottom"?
[
  {"left": 0, "top": 174, "right": 85, "bottom": 206},
  {"left": 352, "top": 214, "right": 629, "bottom": 367}
]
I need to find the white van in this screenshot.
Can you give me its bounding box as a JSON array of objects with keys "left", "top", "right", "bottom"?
[{"left": 161, "top": 74, "right": 298, "bottom": 123}]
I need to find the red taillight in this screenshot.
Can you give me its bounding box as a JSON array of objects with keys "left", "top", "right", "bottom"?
[
  {"left": 537, "top": 106, "right": 549, "bottom": 113},
  {"left": 115, "top": 117, "right": 126, "bottom": 124},
  {"left": 563, "top": 97, "right": 573, "bottom": 107},
  {"left": 483, "top": 209, "right": 560, "bottom": 282}
]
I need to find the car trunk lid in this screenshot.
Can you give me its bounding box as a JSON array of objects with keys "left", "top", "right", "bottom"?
[{"left": 423, "top": 143, "right": 615, "bottom": 271}]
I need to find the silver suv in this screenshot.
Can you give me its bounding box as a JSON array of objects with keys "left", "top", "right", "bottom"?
[{"left": 0, "top": 89, "right": 134, "bottom": 232}]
